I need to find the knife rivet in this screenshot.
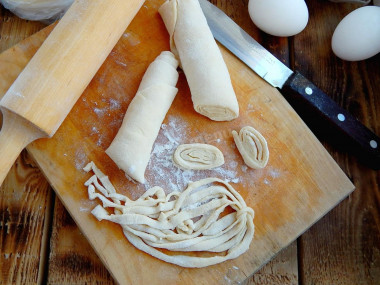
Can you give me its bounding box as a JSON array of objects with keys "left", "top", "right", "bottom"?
[
  {"left": 370, "top": 140, "right": 378, "bottom": 149},
  {"left": 337, "top": 113, "right": 345, "bottom": 122},
  {"left": 305, "top": 87, "right": 313, "bottom": 95}
]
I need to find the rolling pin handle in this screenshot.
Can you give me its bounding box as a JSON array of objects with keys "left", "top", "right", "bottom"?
[{"left": 0, "top": 109, "right": 45, "bottom": 186}]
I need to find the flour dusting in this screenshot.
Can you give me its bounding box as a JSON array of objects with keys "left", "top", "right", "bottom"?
[
  {"left": 269, "top": 168, "right": 281, "bottom": 179},
  {"left": 94, "top": 107, "right": 107, "bottom": 117},
  {"left": 122, "top": 32, "right": 141, "bottom": 46},
  {"left": 109, "top": 98, "right": 121, "bottom": 110},
  {"left": 223, "top": 266, "right": 245, "bottom": 284},
  {"left": 115, "top": 60, "right": 127, "bottom": 67},
  {"left": 75, "top": 148, "right": 87, "bottom": 170},
  {"left": 144, "top": 115, "right": 242, "bottom": 192}
]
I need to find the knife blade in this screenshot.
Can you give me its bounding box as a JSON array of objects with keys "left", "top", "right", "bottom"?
[{"left": 199, "top": 0, "right": 380, "bottom": 169}]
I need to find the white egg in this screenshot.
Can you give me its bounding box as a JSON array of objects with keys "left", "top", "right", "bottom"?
[
  {"left": 248, "top": 0, "right": 309, "bottom": 37},
  {"left": 332, "top": 6, "right": 380, "bottom": 61}
]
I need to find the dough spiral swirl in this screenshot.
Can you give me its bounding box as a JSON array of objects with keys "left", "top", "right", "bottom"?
[
  {"left": 232, "top": 126, "right": 269, "bottom": 169},
  {"left": 173, "top": 143, "right": 224, "bottom": 170}
]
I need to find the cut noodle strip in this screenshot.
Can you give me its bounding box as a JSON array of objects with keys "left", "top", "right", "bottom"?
[{"left": 83, "top": 161, "right": 255, "bottom": 268}]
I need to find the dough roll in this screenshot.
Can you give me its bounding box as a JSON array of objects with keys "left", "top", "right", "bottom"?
[
  {"left": 106, "top": 51, "right": 179, "bottom": 183},
  {"left": 159, "top": 0, "right": 239, "bottom": 121}
]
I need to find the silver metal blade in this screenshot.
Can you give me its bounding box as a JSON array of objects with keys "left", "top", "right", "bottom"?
[{"left": 198, "top": 0, "right": 293, "bottom": 88}]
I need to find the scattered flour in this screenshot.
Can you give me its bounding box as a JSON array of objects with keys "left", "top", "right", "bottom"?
[
  {"left": 223, "top": 266, "right": 245, "bottom": 284},
  {"left": 91, "top": 126, "right": 99, "bottom": 134},
  {"left": 93, "top": 107, "right": 107, "bottom": 117},
  {"left": 75, "top": 149, "right": 87, "bottom": 170},
  {"left": 144, "top": 115, "right": 241, "bottom": 192},
  {"left": 268, "top": 168, "right": 281, "bottom": 179},
  {"left": 108, "top": 98, "right": 121, "bottom": 110},
  {"left": 115, "top": 60, "right": 127, "bottom": 67},
  {"left": 82, "top": 111, "right": 281, "bottom": 196},
  {"left": 122, "top": 32, "right": 141, "bottom": 46}
]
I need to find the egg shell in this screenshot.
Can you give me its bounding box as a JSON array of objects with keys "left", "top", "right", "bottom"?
[
  {"left": 248, "top": 0, "right": 309, "bottom": 37},
  {"left": 332, "top": 6, "right": 380, "bottom": 61}
]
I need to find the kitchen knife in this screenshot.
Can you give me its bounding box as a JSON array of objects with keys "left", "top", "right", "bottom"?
[
  {"left": 199, "top": 0, "right": 380, "bottom": 169},
  {"left": 0, "top": 0, "right": 145, "bottom": 186}
]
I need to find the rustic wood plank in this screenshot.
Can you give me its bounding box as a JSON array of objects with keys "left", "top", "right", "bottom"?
[
  {"left": 0, "top": 6, "right": 50, "bottom": 285},
  {"left": 248, "top": 242, "right": 298, "bottom": 285},
  {"left": 0, "top": 150, "right": 53, "bottom": 284},
  {"left": 0, "top": 8, "right": 45, "bottom": 52},
  {"left": 294, "top": 1, "right": 380, "bottom": 284},
  {"left": 47, "top": 197, "right": 114, "bottom": 284}
]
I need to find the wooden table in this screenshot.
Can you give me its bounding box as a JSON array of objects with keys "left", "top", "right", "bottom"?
[{"left": 0, "top": 1, "right": 379, "bottom": 284}]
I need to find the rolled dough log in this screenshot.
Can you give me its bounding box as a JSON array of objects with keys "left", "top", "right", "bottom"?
[
  {"left": 232, "top": 126, "right": 269, "bottom": 169},
  {"left": 84, "top": 161, "right": 255, "bottom": 268},
  {"left": 173, "top": 143, "right": 224, "bottom": 170},
  {"left": 105, "top": 51, "right": 179, "bottom": 183},
  {"left": 159, "top": 0, "right": 239, "bottom": 121}
]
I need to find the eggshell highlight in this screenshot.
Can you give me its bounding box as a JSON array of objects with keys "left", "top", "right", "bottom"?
[
  {"left": 248, "top": 0, "right": 309, "bottom": 37},
  {"left": 332, "top": 6, "right": 380, "bottom": 61}
]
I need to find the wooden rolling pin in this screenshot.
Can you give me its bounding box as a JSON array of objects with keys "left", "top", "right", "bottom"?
[{"left": 0, "top": 0, "right": 145, "bottom": 186}]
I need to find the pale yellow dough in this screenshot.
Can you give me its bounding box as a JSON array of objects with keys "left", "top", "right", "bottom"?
[
  {"left": 105, "top": 51, "right": 179, "bottom": 183},
  {"left": 232, "top": 126, "right": 269, "bottom": 169},
  {"left": 159, "top": 0, "right": 239, "bottom": 121},
  {"left": 83, "top": 161, "right": 255, "bottom": 268},
  {"left": 173, "top": 143, "right": 224, "bottom": 170}
]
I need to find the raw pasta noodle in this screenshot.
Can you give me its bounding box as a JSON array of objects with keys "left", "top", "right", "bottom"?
[
  {"left": 173, "top": 143, "right": 224, "bottom": 170},
  {"left": 232, "top": 126, "right": 269, "bottom": 169},
  {"left": 159, "top": 0, "right": 239, "bottom": 121},
  {"left": 105, "top": 51, "right": 179, "bottom": 183},
  {"left": 83, "top": 161, "right": 255, "bottom": 268}
]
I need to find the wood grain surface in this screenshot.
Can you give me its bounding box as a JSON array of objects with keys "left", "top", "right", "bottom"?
[
  {"left": 0, "top": 11, "right": 51, "bottom": 285},
  {"left": 0, "top": 0, "right": 379, "bottom": 284},
  {"left": 295, "top": 1, "right": 380, "bottom": 284}
]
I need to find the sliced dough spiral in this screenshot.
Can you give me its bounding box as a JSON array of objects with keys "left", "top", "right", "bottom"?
[
  {"left": 105, "top": 51, "right": 179, "bottom": 183},
  {"left": 232, "top": 126, "right": 269, "bottom": 169},
  {"left": 173, "top": 143, "right": 224, "bottom": 170},
  {"left": 159, "top": 0, "right": 239, "bottom": 121},
  {"left": 84, "top": 161, "right": 255, "bottom": 268}
]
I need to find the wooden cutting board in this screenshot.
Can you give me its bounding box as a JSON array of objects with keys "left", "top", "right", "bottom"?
[{"left": 0, "top": 0, "right": 354, "bottom": 283}]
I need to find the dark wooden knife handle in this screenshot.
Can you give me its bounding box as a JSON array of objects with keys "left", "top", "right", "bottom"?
[{"left": 282, "top": 71, "right": 380, "bottom": 169}]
